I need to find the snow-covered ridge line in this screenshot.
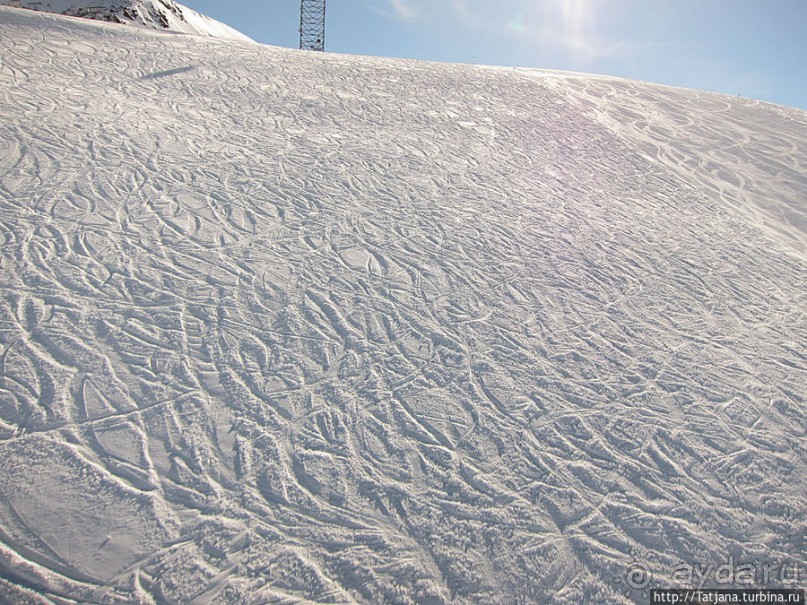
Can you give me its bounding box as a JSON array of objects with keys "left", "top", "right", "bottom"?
[
  {"left": 0, "top": 6, "right": 804, "bottom": 605},
  {"left": 0, "top": 0, "right": 252, "bottom": 40}
]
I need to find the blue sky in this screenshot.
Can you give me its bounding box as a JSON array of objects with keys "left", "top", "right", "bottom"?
[{"left": 181, "top": 0, "right": 806, "bottom": 110}]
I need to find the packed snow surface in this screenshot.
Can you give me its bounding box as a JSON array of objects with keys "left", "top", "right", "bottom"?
[
  {"left": 0, "top": 6, "right": 805, "bottom": 604},
  {"left": 0, "top": 0, "right": 252, "bottom": 41}
]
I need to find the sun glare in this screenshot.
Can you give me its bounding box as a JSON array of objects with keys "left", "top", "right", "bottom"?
[{"left": 561, "top": 0, "right": 595, "bottom": 39}]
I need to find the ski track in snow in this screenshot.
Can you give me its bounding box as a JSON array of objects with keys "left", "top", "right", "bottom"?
[{"left": 0, "top": 7, "right": 805, "bottom": 604}]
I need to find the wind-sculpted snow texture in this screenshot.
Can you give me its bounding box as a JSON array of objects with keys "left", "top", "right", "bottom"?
[{"left": 0, "top": 7, "right": 805, "bottom": 604}]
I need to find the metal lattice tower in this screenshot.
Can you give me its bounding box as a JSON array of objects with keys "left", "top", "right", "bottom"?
[{"left": 299, "top": 0, "right": 326, "bottom": 52}]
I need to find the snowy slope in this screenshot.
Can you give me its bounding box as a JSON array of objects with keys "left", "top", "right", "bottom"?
[
  {"left": 0, "top": 0, "right": 252, "bottom": 41},
  {"left": 0, "top": 6, "right": 805, "bottom": 604}
]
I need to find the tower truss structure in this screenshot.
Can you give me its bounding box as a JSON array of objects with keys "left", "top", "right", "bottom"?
[{"left": 299, "top": 0, "right": 326, "bottom": 52}]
